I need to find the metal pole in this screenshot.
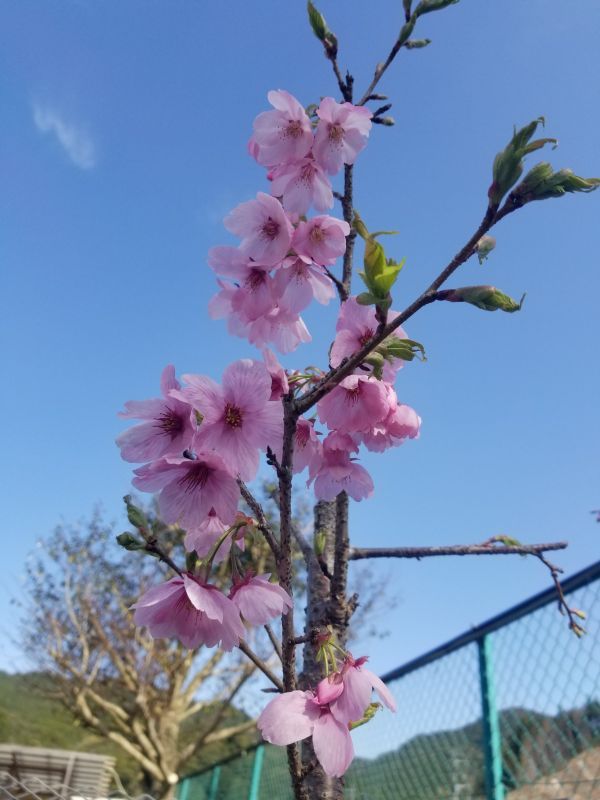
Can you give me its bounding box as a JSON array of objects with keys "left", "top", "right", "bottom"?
[
  {"left": 478, "top": 635, "right": 505, "bottom": 800},
  {"left": 178, "top": 777, "right": 190, "bottom": 800},
  {"left": 208, "top": 766, "right": 221, "bottom": 800},
  {"left": 247, "top": 745, "right": 264, "bottom": 800}
]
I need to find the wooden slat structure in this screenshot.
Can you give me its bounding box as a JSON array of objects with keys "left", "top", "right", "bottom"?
[{"left": 0, "top": 745, "right": 115, "bottom": 799}]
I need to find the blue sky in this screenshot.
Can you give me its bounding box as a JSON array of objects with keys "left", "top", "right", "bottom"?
[{"left": 1, "top": 0, "right": 599, "bottom": 678}]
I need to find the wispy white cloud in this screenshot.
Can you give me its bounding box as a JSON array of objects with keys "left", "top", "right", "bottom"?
[{"left": 32, "top": 103, "right": 96, "bottom": 170}]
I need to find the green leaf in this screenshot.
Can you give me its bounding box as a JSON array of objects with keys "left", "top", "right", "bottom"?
[
  {"left": 381, "top": 337, "right": 427, "bottom": 362},
  {"left": 513, "top": 163, "right": 600, "bottom": 203},
  {"left": 356, "top": 291, "right": 377, "bottom": 306},
  {"left": 349, "top": 703, "right": 382, "bottom": 730}
]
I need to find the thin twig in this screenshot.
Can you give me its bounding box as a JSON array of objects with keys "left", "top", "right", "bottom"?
[
  {"left": 264, "top": 624, "right": 283, "bottom": 662},
  {"left": 237, "top": 640, "right": 283, "bottom": 692},
  {"left": 348, "top": 541, "right": 568, "bottom": 560},
  {"left": 237, "top": 479, "right": 281, "bottom": 560},
  {"left": 534, "top": 552, "right": 586, "bottom": 635}
]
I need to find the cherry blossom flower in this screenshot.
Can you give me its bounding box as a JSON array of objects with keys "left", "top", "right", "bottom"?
[
  {"left": 273, "top": 256, "right": 335, "bottom": 314},
  {"left": 116, "top": 365, "right": 195, "bottom": 463},
  {"left": 293, "top": 418, "right": 323, "bottom": 474},
  {"left": 132, "top": 573, "right": 244, "bottom": 651},
  {"left": 230, "top": 573, "right": 292, "bottom": 625},
  {"left": 313, "top": 97, "right": 373, "bottom": 175},
  {"left": 330, "top": 296, "right": 408, "bottom": 381},
  {"left": 252, "top": 90, "right": 313, "bottom": 167},
  {"left": 358, "top": 399, "right": 421, "bottom": 452},
  {"left": 171, "top": 359, "right": 282, "bottom": 481},
  {"left": 242, "top": 306, "right": 312, "bottom": 354},
  {"left": 208, "top": 246, "right": 277, "bottom": 318},
  {"left": 184, "top": 509, "right": 246, "bottom": 562},
  {"left": 293, "top": 215, "right": 350, "bottom": 266},
  {"left": 262, "top": 348, "right": 289, "bottom": 399},
  {"left": 310, "top": 433, "right": 374, "bottom": 502},
  {"left": 317, "top": 374, "right": 391, "bottom": 435},
  {"left": 224, "top": 192, "right": 293, "bottom": 267},
  {"left": 132, "top": 452, "right": 240, "bottom": 527},
  {"left": 270, "top": 157, "right": 334, "bottom": 215},
  {"left": 329, "top": 655, "right": 397, "bottom": 725},
  {"left": 258, "top": 689, "right": 354, "bottom": 778}
]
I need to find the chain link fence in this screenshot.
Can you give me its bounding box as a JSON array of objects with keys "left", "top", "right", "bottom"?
[{"left": 178, "top": 560, "right": 600, "bottom": 800}]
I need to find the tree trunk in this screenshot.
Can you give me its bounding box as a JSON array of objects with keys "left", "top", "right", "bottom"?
[{"left": 299, "top": 499, "right": 348, "bottom": 799}]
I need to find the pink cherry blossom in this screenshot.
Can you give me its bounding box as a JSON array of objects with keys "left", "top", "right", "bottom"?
[
  {"left": 313, "top": 97, "right": 373, "bottom": 175},
  {"left": 310, "top": 433, "right": 374, "bottom": 502},
  {"left": 258, "top": 690, "right": 354, "bottom": 778},
  {"left": 330, "top": 655, "right": 397, "bottom": 725},
  {"left": 229, "top": 573, "right": 292, "bottom": 625},
  {"left": 252, "top": 90, "right": 313, "bottom": 167},
  {"left": 293, "top": 418, "right": 323, "bottom": 474},
  {"left": 208, "top": 246, "right": 277, "bottom": 318},
  {"left": 273, "top": 256, "right": 335, "bottom": 314},
  {"left": 262, "top": 348, "right": 289, "bottom": 399},
  {"left": 171, "top": 360, "right": 283, "bottom": 481},
  {"left": 132, "top": 452, "right": 240, "bottom": 527},
  {"left": 116, "top": 366, "right": 195, "bottom": 463},
  {"left": 293, "top": 216, "right": 350, "bottom": 266},
  {"left": 242, "top": 306, "right": 312, "bottom": 354},
  {"left": 184, "top": 509, "right": 246, "bottom": 562},
  {"left": 224, "top": 192, "right": 293, "bottom": 267},
  {"left": 270, "top": 158, "right": 333, "bottom": 215},
  {"left": 132, "top": 573, "right": 244, "bottom": 651},
  {"left": 358, "top": 398, "right": 421, "bottom": 452},
  {"left": 330, "top": 296, "right": 408, "bottom": 381},
  {"left": 317, "top": 374, "right": 391, "bottom": 435}
]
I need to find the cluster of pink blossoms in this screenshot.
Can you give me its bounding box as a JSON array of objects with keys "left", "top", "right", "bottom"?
[
  {"left": 117, "top": 361, "right": 292, "bottom": 650},
  {"left": 116, "top": 88, "right": 421, "bottom": 778},
  {"left": 209, "top": 90, "right": 372, "bottom": 353},
  {"left": 258, "top": 654, "right": 396, "bottom": 777}
]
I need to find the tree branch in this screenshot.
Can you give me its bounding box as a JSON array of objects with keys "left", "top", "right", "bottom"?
[
  {"left": 295, "top": 203, "right": 509, "bottom": 415},
  {"left": 238, "top": 640, "right": 283, "bottom": 692},
  {"left": 264, "top": 623, "right": 283, "bottom": 662},
  {"left": 238, "top": 479, "right": 281, "bottom": 560},
  {"left": 348, "top": 541, "right": 568, "bottom": 560}
]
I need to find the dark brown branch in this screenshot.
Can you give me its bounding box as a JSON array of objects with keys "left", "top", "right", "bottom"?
[
  {"left": 331, "top": 492, "right": 349, "bottom": 601},
  {"left": 237, "top": 640, "right": 283, "bottom": 692},
  {"left": 348, "top": 541, "right": 568, "bottom": 560},
  {"left": 237, "top": 479, "right": 281, "bottom": 560},
  {"left": 264, "top": 623, "right": 283, "bottom": 662}
]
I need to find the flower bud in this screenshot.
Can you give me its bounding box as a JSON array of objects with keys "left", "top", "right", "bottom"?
[
  {"left": 441, "top": 285, "right": 525, "bottom": 313},
  {"left": 512, "top": 163, "right": 600, "bottom": 204},
  {"left": 116, "top": 532, "right": 145, "bottom": 551},
  {"left": 476, "top": 235, "right": 496, "bottom": 264},
  {"left": 489, "top": 118, "right": 557, "bottom": 207},
  {"left": 415, "top": 0, "right": 459, "bottom": 16},
  {"left": 404, "top": 39, "right": 432, "bottom": 49}
]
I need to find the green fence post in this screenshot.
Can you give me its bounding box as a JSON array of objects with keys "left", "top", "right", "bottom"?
[
  {"left": 178, "top": 778, "right": 190, "bottom": 800},
  {"left": 248, "top": 745, "right": 264, "bottom": 800},
  {"left": 208, "top": 765, "right": 221, "bottom": 800},
  {"left": 478, "top": 634, "right": 505, "bottom": 800}
]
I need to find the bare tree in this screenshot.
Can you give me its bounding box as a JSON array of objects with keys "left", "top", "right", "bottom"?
[{"left": 19, "top": 509, "right": 261, "bottom": 800}]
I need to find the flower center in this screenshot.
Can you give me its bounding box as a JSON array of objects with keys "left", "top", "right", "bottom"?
[
  {"left": 179, "top": 463, "right": 212, "bottom": 493},
  {"left": 154, "top": 407, "right": 184, "bottom": 438},
  {"left": 246, "top": 268, "right": 267, "bottom": 291},
  {"left": 286, "top": 120, "right": 304, "bottom": 139},
  {"left": 261, "top": 217, "right": 280, "bottom": 241},
  {"left": 328, "top": 123, "right": 344, "bottom": 144},
  {"left": 359, "top": 328, "right": 374, "bottom": 347},
  {"left": 309, "top": 225, "right": 325, "bottom": 243},
  {"left": 224, "top": 403, "right": 243, "bottom": 428},
  {"left": 300, "top": 162, "right": 316, "bottom": 183}
]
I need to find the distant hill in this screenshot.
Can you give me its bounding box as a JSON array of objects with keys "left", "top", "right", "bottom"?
[{"left": 0, "top": 671, "right": 258, "bottom": 793}]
